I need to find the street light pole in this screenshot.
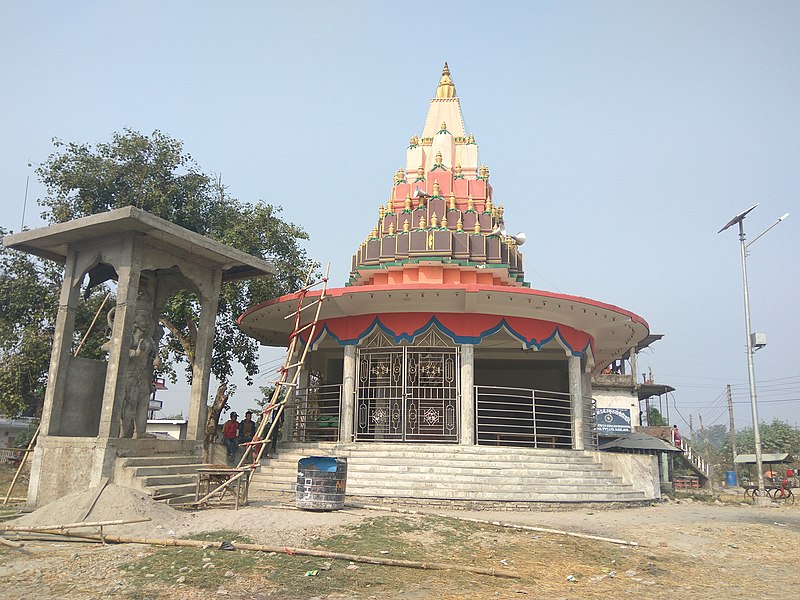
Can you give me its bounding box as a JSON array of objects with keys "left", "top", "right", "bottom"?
[{"left": 719, "top": 205, "right": 789, "bottom": 499}]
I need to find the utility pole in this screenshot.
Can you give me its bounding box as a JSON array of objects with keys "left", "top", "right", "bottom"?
[
  {"left": 699, "top": 415, "right": 706, "bottom": 446},
  {"left": 689, "top": 415, "right": 694, "bottom": 444},
  {"left": 727, "top": 384, "right": 738, "bottom": 482}
]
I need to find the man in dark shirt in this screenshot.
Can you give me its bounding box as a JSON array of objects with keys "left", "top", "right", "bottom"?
[{"left": 239, "top": 411, "right": 257, "bottom": 445}]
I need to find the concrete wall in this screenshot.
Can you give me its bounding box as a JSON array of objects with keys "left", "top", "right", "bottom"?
[
  {"left": 61, "top": 357, "right": 107, "bottom": 437},
  {"left": 592, "top": 389, "right": 640, "bottom": 429},
  {"left": 29, "top": 436, "right": 202, "bottom": 507},
  {"left": 590, "top": 451, "right": 661, "bottom": 500}
]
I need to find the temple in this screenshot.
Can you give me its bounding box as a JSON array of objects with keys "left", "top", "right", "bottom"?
[{"left": 240, "top": 65, "right": 661, "bottom": 502}]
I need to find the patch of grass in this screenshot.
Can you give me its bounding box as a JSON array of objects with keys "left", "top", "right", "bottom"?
[{"left": 120, "top": 529, "right": 263, "bottom": 591}]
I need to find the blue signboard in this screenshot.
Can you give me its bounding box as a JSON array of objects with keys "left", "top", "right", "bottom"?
[{"left": 596, "top": 408, "right": 632, "bottom": 434}]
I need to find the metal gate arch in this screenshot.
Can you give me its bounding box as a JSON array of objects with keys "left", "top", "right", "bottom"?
[{"left": 354, "top": 328, "right": 459, "bottom": 442}]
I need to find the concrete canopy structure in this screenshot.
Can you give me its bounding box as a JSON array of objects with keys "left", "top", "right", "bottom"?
[
  {"left": 240, "top": 65, "right": 651, "bottom": 457},
  {"left": 4, "top": 206, "right": 275, "bottom": 506}
]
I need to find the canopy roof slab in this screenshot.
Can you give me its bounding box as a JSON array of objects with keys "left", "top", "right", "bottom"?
[{"left": 3, "top": 206, "right": 275, "bottom": 281}]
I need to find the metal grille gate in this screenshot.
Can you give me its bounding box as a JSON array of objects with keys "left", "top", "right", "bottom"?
[{"left": 355, "top": 329, "right": 459, "bottom": 442}]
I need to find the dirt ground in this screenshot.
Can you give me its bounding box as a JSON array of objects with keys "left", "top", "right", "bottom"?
[{"left": 1, "top": 463, "right": 798, "bottom": 599}]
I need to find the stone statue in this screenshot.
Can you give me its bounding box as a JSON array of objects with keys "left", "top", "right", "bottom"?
[{"left": 102, "top": 293, "right": 161, "bottom": 438}]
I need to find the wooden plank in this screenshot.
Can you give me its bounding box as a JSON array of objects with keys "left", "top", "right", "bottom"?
[{"left": 79, "top": 477, "right": 109, "bottom": 521}]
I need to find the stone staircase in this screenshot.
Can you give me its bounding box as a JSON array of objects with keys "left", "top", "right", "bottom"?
[
  {"left": 250, "top": 443, "right": 650, "bottom": 504},
  {"left": 118, "top": 455, "right": 212, "bottom": 505}
]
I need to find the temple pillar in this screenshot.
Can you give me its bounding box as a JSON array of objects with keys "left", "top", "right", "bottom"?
[
  {"left": 39, "top": 247, "right": 82, "bottom": 436},
  {"left": 98, "top": 235, "right": 141, "bottom": 438},
  {"left": 459, "top": 344, "right": 475, "bottom": 445},
  {"left": 569, "top": 356, "right": 585, "bottom": 450},
  {"left": 340, "top": 345, "right": 357, "bottom": 443},
  {"left": 186, "top": 269, "right": 223, "bottom": 440}
]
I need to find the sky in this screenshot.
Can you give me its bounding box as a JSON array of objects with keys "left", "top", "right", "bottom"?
[{"left": 1, "top": 1, "right": 798, "bottom": 431}]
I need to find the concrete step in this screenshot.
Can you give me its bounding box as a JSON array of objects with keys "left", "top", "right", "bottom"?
[
  {"left": 123, "top": 455, "right": 203, "bottom": 468},
  {"left": 279, "top": 447, "right": 598, "bottom": 464},
  {"left": 261, "top": 461, "right": 610, "bottom": 479},
  {"left": 132, "top": 464, "right": 211, "bottom": 477},
  {"left": 149, "top": 482, "right": 197, "bottom": 497},
  {"left": 140, "top": 473, "right": 203, "bottom": 487}
]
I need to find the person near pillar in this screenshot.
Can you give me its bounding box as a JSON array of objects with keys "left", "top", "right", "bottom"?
[
  {"left": 671, "top": 424, "right": 682, "bottom": 449},
  {"left": 222, "top": 412, "right": 240, "bottom": 459}
]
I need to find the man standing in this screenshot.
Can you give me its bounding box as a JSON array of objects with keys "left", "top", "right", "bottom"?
[{"left": 222, "top": 412, "right": 239, "bottom": 459}]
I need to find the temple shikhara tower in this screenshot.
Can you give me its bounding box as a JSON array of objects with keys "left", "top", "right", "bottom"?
[{"left": 241, "top": 65, "right": 661, "bottom": 503}]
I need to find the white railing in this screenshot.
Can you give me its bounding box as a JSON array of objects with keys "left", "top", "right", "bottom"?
[
  {"left": 290, "top": 384, "right": 342, "bottom": 442},
  {"left": 474, "top": 386, "right": 574, "bottom": 449},
  {"left": 681, "top": 442, "right": 711, "bottom": 479}
]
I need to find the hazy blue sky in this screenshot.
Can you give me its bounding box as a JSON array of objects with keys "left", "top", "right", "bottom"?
[{"left": 1, "top": 2, "right": 798, "bottom": 431}]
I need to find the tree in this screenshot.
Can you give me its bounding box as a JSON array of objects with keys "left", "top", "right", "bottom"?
[
  {"left": 0, "top": 230, "right": 113, "bottom": 416},
  {"left": 0, "top": 129, "right": 312, "bottom": 416},
  {"left": 647, "top": 406, "right": 667, "bottom": 426}
]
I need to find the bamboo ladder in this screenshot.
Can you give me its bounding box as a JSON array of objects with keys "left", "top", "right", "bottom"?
[{"left": 193, "top": 263, "right": 331, "bottom": 506}]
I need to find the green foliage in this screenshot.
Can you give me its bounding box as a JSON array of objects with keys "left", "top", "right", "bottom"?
[
  {"left": 34, "top": 129, "right": 314, "bottom": 386},
  {"left": 647, "top": 406, "right": 667, "bottom": 427},
  {"left": 731, "top": 419, "right": 800, "bottom": 456},
  {"left": 0, "top": 233, "right": 113, "bottom": 416}
]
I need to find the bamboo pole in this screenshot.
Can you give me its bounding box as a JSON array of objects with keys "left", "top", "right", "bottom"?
[
  {"left": 73, "top": 292, "right": 111, "bottom": 357},
  {"left": 348, "top": 503, "right": 640, "bottom": 547},
  {"left": 2, "top": 517, "right": 151, "bottom": 532},
  {"left": 3, "top": 425, "right": 39, "bottom": 505},
  {"left": 0, "top": 536, "right": 24, "bottom": 548},
  {"left": 20, "top": 530, "right": 520, "bottom": 579}
]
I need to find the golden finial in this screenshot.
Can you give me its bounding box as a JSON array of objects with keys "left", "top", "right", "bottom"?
[
  {"left": 440, "top": 121, "right": 447, "bottom": 132},
  {"left": 388, "top": 221, "right": 396, "bottom": 235},
  {"left": 485, "top": 198, "right": 493, "bottom": 213},
  {"left": 404, "top": 194, "right": 412, "bottom": 211},
  {"left": 449, "top": 191, "right": 456, "bottom": 210},
  {"left": 419, "top": 215, "right": 427, "bottom": 229},
  {"left": 441, "top": 215, "right": 448, "bottom": 228},
  {"left": 473, "top": 221, "right": 481, "bottom": 234},
  {"left": 379, "top": 205, "right": 386, "bottom": 219},
  {"left": 432, "top": 180, "right": 440, "bottom": 197},
  {"left": 431, "top": 212, "right": 439, "bottom": 228},
  {"left": 403, "top": 219, "right": 410, "bottom": 232},
  {"left": 386, "top": 199, "right": 393, "bottom": 213},
  {"left": 467, "top": 133, "right": 475, "bottom": 144},
  {"left": 409, "top": 135, "right": 419, "bottom": 148},
  {"left": 370, "top": 226, "right": 379, "bottom": 239},
  {"left": 436, "top": 63, "right": 456, "bottom": 98},
  {"left": 456, "top": 216, "right": 463, "bottom": 232},
  {"left": 394, "top": 168, "right": 404, "bottom": 184},
  {"left": 417, "top": 193, "right": 426, "bottom": 209},
  {"left": 467, "top": 195, "right": 474, "bottom": 211},
  {"left": 484, "top": 165, "right": 490, "bottom": 179},
  {"left": 497, "top": 205, "right": 505, "bottom": 218},
  {"left": 417, "top": 165, "right": 424, "bottom": 178},
  {"left": 454, "top": 163, "right": 462, "bottom": 177},
  {"left": 435, "top": 150, "right": 443, "bottom": 164}
]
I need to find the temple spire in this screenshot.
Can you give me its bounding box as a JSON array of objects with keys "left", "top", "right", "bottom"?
[{"left": 436, "top": 62, "right": 456, "bottom": 98}]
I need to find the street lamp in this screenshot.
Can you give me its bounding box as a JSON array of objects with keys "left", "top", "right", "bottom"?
[{"left": 718, "top": 205, "right": 789, "bottom": 499}]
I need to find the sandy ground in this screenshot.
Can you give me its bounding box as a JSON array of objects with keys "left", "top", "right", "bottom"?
[{"left": 1, "top": 481, "right": 799, "bottom": 599}]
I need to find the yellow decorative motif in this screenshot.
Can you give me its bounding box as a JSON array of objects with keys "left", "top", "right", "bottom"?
[
  {"left": 440, "top": 121, "right": 447, "bottom": 132},
  {"left": 473, "top": 221, "right": 481, "bottom": 233},
  {"left": 419, "top": 215, "right": 427, "bottom": 229},
  {"left": 467, "top": 195, "right": 474, "bottom": 211},
  {"left": 430, "top": 212, "right": 439, "bottom": 228},
  {"left": 456, "top": 217, "right": 463, "bottom": 232},
  {"left": 402, "top": 219, "right": 410, "bottom": 233},
  {"left": 417, "top": 165, "right": 425, "bottom": 178},
  {"left": 387, "top": 199, "right": 393, "bottom": 213},
  {"left": 435, "top": 150, "right": 443, "bottom": 164},
  {"left": 449, "top": 192, "right": 456, "bottom": 210},
  {"left": 404, "top": 194, "right": 412, "bottom": 211},
  {"left": 379, "top": 205, "right": 386, "bottom": 219},
  {"left": 436, "top": 62, "right": 456, "bottom": 99},
  {"left": 467, "top": 133, "right": 475, "bottom": 144},
  {"left": 454, "top": 163, "right": 462, "bottom": 177},
  {"left": 388, "top": 222, "right": 395, "bottom": 235},
  {"left": 432, "top": 180, "right": 440, "bottom": 197},
  {"left": 486, "top": 198, "right": 493, "bottom": 213},
  {"left": 441, "top": 215, "right": 448, "bottom": 228},
  {"left": 428, "top": 232, "right": 434, "bottom": 249}
]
